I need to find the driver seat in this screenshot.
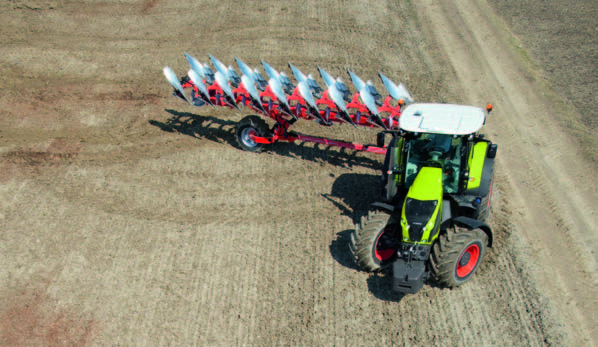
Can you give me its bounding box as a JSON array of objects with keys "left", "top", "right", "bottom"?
[{"left": 423, "top": 134, "right": 452, "bottom": 153}]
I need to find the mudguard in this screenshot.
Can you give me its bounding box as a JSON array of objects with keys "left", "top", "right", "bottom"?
[
  {"left": 370, "top": 201, "right": 399, "bottom": 214},
  {"left": 451, "top": 216, "right": 493, "bottom": 247}
]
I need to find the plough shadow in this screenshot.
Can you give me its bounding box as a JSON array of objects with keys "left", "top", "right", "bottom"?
[
  {"left": 149, "top": 109, "right": 239, "bottom": 147},
  {"left": 150, "top": 110, "right": 383, "bottom": 170},
  {"left": 326, "top": 173, "right": 406, "bottom": 302},
  {"left": 271, "top": 142, "right": 382, "bottom": 171}
]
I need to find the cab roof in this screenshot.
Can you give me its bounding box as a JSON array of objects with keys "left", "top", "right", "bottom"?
[{"left": 399, "top": 103, "right": 486, "bottom": 135}]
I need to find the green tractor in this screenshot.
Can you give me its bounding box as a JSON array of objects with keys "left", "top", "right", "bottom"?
[{"left": 351, "top": 103, "right": 497, "bottom": 294}]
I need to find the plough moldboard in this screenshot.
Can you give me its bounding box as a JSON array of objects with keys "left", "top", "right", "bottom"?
[{"left": 164, "top": 53, "right": 415, "bottom": 154}]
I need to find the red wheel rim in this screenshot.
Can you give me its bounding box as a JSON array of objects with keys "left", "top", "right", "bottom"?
[
  {"left": 374, "top": 226, "right": 398, "bottom": 262},
  {"left": 456, "top": 244, "right": 480, "bottom": 278}
]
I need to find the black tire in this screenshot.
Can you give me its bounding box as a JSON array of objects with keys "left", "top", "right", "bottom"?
[
  {"left": 235, "top": 115, "right": 270, "bottom": 152},
  {"left": 351, "top": 210, "right": 401, "bottom": 272},
  {"left": 429, "top": 226, "right": 487, "bottom": 288}
]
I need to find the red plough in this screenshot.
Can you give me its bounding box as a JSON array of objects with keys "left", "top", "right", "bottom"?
[{"left": 164, "top": 53, "right": 414, "bottom": 154}]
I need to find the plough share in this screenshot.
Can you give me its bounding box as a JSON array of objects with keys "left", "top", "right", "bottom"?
[{"left": 164, "top": 53, "right": 414, "bottom": 154}]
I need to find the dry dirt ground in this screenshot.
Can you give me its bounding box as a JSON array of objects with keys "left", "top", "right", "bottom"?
[{"left": 0, "top": 0, "right": 596, "bottom": 346}]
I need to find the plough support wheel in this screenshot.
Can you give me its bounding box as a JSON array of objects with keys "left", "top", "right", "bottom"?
[{"left": 236, "top": 115, "right": 270, "bottom": 152}]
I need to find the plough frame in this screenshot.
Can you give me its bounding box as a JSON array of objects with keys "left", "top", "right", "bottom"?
[{"left": 164, "top": 53, "right": 415, "bottom": 154}]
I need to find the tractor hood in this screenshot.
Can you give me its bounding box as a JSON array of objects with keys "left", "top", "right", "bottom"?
[{"left": 401, "top": 167, "right": 443, "bottom": 244}]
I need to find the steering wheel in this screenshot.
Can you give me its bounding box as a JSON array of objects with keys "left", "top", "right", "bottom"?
[
  {"left": 428, "top": 150, "right": 444, "bottom": 161},
  {"left": 427, "top": 146, "right": 447, "bottom": 154}
]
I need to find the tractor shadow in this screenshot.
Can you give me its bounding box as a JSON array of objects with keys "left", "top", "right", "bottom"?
[
  {"left": 366, "top": 273, "right": 407, "bottom": 302},
  {"left": 328, "top": 229, "right": 360, "bottom": 271},
  {"left": 326, "top": 173, "right": 406, "bottom": 302},
  {"left": 325, "top": 173, "right": 379, "bottom": 273},
  {"left": 150, "top": 110, "right": 383, "bottom": 170},
  {"left": 328, "top": 230, "right": 406, "bottom": 302},
  {"left": 322, "top": 172, "right": 381, "bottom": 223}
]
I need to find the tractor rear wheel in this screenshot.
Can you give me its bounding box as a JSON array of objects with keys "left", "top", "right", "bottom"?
[
  {"left": 351, "top": 210, "right": 400, "bottom": 272},
  {"left": 429, "top": 226, "right": 487, "bottom": 288},
  {"left": 235, "top": 115, "right": 270, "bottom": 152}
]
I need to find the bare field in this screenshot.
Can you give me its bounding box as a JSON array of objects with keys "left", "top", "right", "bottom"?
[
  {"left": 487, "top": 0, "right": 598, "bottom": 128},
  {"left": 1, "top": 0, "right": 596, "bottom": 346}
]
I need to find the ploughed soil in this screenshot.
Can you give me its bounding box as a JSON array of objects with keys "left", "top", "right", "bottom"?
[{"left": 0, "top": 0, "right": 595, "bottom": 345}]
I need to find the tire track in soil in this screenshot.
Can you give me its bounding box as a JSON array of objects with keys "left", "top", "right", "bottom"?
[
  {"left": 418, "top": 1, "right": 557, "bottom": 344},
  {"left": 417, "top": 0, "right": 597, "bottom": 344}
]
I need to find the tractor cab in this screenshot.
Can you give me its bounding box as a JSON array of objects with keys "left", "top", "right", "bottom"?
[
  {"left": 362, "top": 103, "right": 497, "bottom": 294},
  {"left": 383, "top": 103, "right": 490, "bottom": 201},
  {"left": 404, "top": 132, "right": 463, "bottom": 193}
]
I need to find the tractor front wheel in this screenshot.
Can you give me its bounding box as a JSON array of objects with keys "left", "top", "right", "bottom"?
[
  {"left": 429, "top": 226, "right": 487, "bottom": 288},
  {"left": 351, "top": 210, "right": 401, "bottom": 272},
  {"left": 235, "top": 115, "right": 270, "bottom": 152}
]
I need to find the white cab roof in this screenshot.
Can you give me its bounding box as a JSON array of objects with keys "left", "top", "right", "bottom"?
[{"left": 399, "top": 103, "right": 486, "bottom": 135}]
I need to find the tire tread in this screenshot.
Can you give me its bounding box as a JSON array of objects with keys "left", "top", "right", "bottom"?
[
  {"left": 429, "top": 226, "right": 487, "bottom": 288},
  {"left": 351, "top": 210, "right": 395, "bottom": 272},
  {"left": 235, "top": 115, "right": 270, "bottom": 152}
]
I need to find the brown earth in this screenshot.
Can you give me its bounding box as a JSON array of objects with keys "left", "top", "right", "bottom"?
[{"left": 0, "top": 0, "right": 596, "bottom": 345}]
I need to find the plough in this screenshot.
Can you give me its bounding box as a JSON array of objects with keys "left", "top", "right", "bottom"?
[{"left": 163, "top": 53, "right": 415, "bottom": 154}]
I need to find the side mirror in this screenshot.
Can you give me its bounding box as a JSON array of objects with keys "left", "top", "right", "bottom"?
[{"left": 487, "top": 144, "right": 498, "bottom": 159}]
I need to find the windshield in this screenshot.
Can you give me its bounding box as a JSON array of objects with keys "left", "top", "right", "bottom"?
[{"left": 405, "top": 134, "right": 463, "bottom": 193}]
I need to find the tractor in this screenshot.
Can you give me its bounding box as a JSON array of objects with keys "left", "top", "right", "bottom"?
[{"left": 351, "top": 103, "right": 497, "bottom": 294}]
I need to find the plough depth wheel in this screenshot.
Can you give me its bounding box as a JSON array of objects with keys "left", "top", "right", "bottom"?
[{"left": 236, "top": 115, "right": 270, "bottom": 152}]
